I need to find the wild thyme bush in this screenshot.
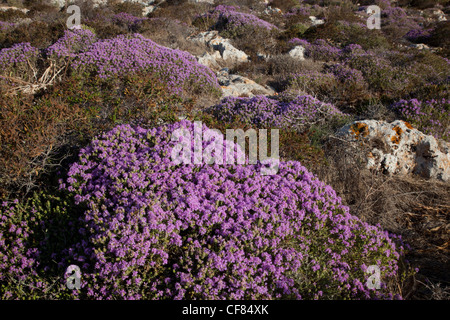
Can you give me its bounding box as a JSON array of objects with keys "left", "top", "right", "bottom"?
[
  {"left": 196, "top": 5, "right": 278, "bottom": 39},
  {"left": 306, "top": 39, "right": 342, "bottom": 61},
  {"left": 0, "top": 199, "right": 44, "bottom": 299},
  {"left": 0, "top": 42, "right": 39, "bottom": 82},
  {"left": 0, "top": 120, "right": 413, "bottom": 299},
  {"left": 323, "top": 62, "right": 370, "bottom": 106},
  {"left": 69, "top": 33, "right": 220, "bottom": 98},
  {"left": 381, "top": 5, "right": 423, "bottom": 40},
  {"left": 52, "top": 120, "right": 409, "bottom": 299},
  {"left": 46, "top": 27, "right": 97, "bottom": 60},
  {"left": 208, "top": 94, "right": 346, "bottom": 131},
  {"left": 288, "top": 38, "right": 311, "bottom": 48},
  {"left": 391, "top": 98, "right": 450, "bottom": 141},
  {"left": 0, "top": 21, "right": 16, "bottom": 31}
]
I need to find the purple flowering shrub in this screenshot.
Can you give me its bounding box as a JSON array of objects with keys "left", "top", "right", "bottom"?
[
  {"left": 0, "top": 21, "right": 15, "bottom": 32},
  {"left": 405, "top": 28, "right": 432, "bottom": 42},
  {"left": 391, "top": 98, "right": 450, "bottom": 141},
  {"left": 69, "top": 33, "right": 220, "bottom": 97},
  {"left": 0, "top": 199, "right": 43, "bottom": 299},
  {"left": 49, "top": 120, "right": 407, "bottom": 299},
  {"left": 46, "top": 28, "right": 97, "bottom": 65},
  {"left": 208, "top": 95, "right": 346, "bottom": 131},
  {"left": 381, "top": 6, "right": 423, "bottom": 39},
  {"left": 111, "top": 12, "right": 148, "bottom": 30},
  {"left": 284, "top": 6, "right": 311, "bottom": 19},
  {"left": 324, "top": 63, "right": 369, "bottom": 103},
  {"left": 196, "top": 5, "right": 278, "bottom": 38},
  {"left": 303, "top": 39, "right": 342, "bottom": 61},
  {"left": 288, "top": 38, "right": 311, "bottom": 48},
  {"left": 0, "top": 42, "right": 39, "bottom": 82},
  {"left": 326, "top": 63, "right": 366, "bottom": 85}
]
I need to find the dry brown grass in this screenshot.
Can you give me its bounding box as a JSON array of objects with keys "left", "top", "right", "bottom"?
[
  {"left": 0, "top": 88, "right": 84, "bottom": 197},
  {"left": 135, "top": 17, "right": 205, "bottom": 54},
  {"left": 315, "top": 136, "right": 450, "bottom": 299}
]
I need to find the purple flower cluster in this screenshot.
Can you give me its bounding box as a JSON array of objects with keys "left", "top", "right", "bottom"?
[
  {"left": 0, "top": 200, "right": 44, "bottom": 299},
  {"left": 288, "top": 38, "right": 311, "bottom": 49},
  {"left": 111, "top": 12, "right": 148, "bottom": 28},
  {"left": 0, "top": 21, "right": 15, "bottom": 31},
  {"left": 404, "top": 28, "right": 432, "bottom": 42},
  {"left": 381, "top": 5, "right": 423, "bottom": 37},
  {"left": 283, "top": 6, "right": 311, "bottom": 18},
  {"left": 342, "top": 43, "right": 365, "bottom": 56},
  {"left": 209, "top": 95, "right": 345, "bottom": 130},
  {"left": 306, "top": 39, "right": 342, "bottom": 61},
  {"left": 391, "top": 99, "right": 449, "bottom": 141},
  {"left": 69, "top": 33, "right": 219, "bottom": 96},
  {"left": 0, "top": 42, "right": 39, "bottom": 81},
  {"left": 325, "top": 63, "right": 366, "bottom": 85},
  {"left": 57, "top": 120, "right": 406, "bottom": 299},
  {"left": 0, "top": 42, "right": 39, "bottom": 67},
  {"left": 46, "top": 28, "right": 97, "bottom": 59},
  {"left": 201, "top": 5, "right": 278, "bottom": 32}
]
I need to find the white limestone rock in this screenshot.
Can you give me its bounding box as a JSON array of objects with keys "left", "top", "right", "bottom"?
[
  {"left": 197, "top": 51, "right": 222, "bottom": 71},
  {"left": 0, "top": 6, "right": 29, "bottom": 13},
  {"left": 189, "top": 31, "right": 249, "bottom": 65},
  {"left": 309, "top": 16, "right": 325, "bottom": 26},
  {"left": 337, "top": 120, "right": 450, "bottom": 182},
  {"left": 288, "top": 45, "right": 306, "bottom": 60},
  {"left": 217, "top": 69, "right": 275, "bottom": 98}
]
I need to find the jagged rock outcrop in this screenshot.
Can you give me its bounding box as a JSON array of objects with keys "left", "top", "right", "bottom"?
[
  {"left": 217, "top": 68, "right": 275, "bottom": 98},
  {"left": 410, "top": 43, "right": 431, "bottom": 50},
  {"left": 309, "top": 16, "right": 325, "bottom": 26},
  {"left": 188, "top": 31, "right": 249, "bottom": 67},
  {"left": 196, "top": 51, "right": 222, "bottom": 70},
  {"left": 288, "top": 45, "right": 306, "bottom": 60},
  {"left": 337, "top": 120, "right": 450, "bottom": 182}
]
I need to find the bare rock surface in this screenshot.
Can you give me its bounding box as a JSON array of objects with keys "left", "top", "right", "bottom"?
[
  {"left": 337, "top": 120, "right": 450, "bottom": 182},
  {"left": 217, "top": 68, "right": 275, "bottom": 98},
  {"left": 188, "top": 31, "right": 249, "bottom": 67},
  {"left": 0, "top": 6, "right": 29, "bottom": 13},
  {"left": 288, "top": 45, "right": 306, "bottom": 60}
]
